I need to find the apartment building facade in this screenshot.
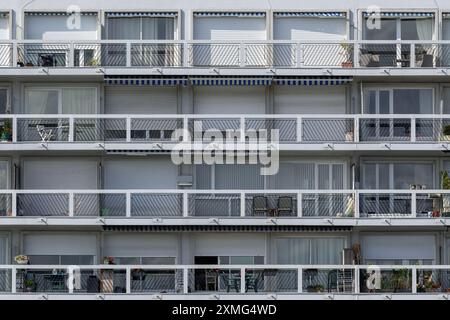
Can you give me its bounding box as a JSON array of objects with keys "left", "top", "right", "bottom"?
[{"left": 0, "top": 0, "right": 450, "bottom": 299}]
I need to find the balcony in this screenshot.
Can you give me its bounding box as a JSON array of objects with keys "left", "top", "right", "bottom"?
[
  {"left": 0, "top": 40, "right": 450, "bottom": 70},
  {"left": 0, "top": 264, "right": 449, "bottom": 298},
  {"left": 0, "top": 190, "right": 449, "bottom": 225},
  {"left": 1, "top": 115, "right": 450, "bottom": 150}
]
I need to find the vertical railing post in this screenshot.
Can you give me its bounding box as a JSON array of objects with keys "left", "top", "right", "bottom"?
[
  {"left": 411, "top": 191, "right": 417, "bottom": 218},
  {"left": 183, "top": 192, "right": 189, "bottom": 217},
  {"left": 183, "top": 267, "right": 189, "bottom": 294},
  {"left": 297, "top": 117, "right": 302, "bottom": 142},
  {"left": 240, "top": 267, "right": 246, "bottom": 293},
  {"left": 183, "top": 42, "right": 190, "bottom": 67},
  {"left": 297, "top": 193, "right": 302, "bottom": 217},
  {"left": 354, "top": 191, "right": 360, "bottom": 219},
  {"left": 396, "top": 42, "right": 402, "bottom": 68},
  {"left": 68, "top": 192, "right": 74, "bottom": 217},
  {"left": 68, "top": 42, "right": 75, "bottom": 68},
  {"left": 240, "top": 116, "right": 246, "bottom": 143},
  {"left": 68, "top": 116, "right": 75, "bottom": 142},
  {"left": 297, "top": 43, "right": 304, "bottom": 68},
  {"left": 12, "top": 42, "right": 18, "bottom": 67},
  {"left": 126, "top": 42, "right": 132, "bottom": 67},
  {"left": 183, "top": 116, "right": 189, "bottom": 142},
  {"left": 410, "top": 118, "right": 416, "bottom": 143},
  {"left": 354, "top": 266, "right": 360, "bottom": 294},
  {"left": 410, "top": 43, "right": 416, "bottom": 68},
  {"left": 353, "top": 42, "right": 360, "bottom": 68},
  {"left": 239, "top": 43, "right": 246, "bottom": 68},
  {"left": 126, "top": 192, "right": 131, "bottom": 218},
  {"left": 126, "top": 116, "right": 131, "bottom": 142},
  {"left": 11, "top": 266, "right": 16, "bottom": 294},
  {"left": 126, "top": 267, "right": 131, "bottom": 294},
  {"left": 12, "top": 117, "right": 17, "bottom": 143},
  {"left": 411, "top": 267, "right": 417, "bottom": 294},
  {"left": 354, "top": 117, "right": 359, "bottom": 143},
  {"left": 68, "top": 267, "right": 74, "bottom": 294},
  {"left": 11, "top": 191, "right": 17, "bottom": 217},
  {"left": 240, "top": 192, "right": 246, "bottom": 217},
  {"left": 297, "top": 267, "right": 303, "bottom": 293}
]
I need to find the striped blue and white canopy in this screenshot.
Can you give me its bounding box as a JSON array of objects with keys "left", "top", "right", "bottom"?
[
  {"left": 106, "top": 12, "right": 178, "bottom": 18},
  {"left": 190, "top": 77, "right": 272, "bottom": 86},
  {"left": 363, "top": 12, "right": 434, "bottom": 18},
  {"left": 105, "top": 76, "right": 187, "bottom": 86},
  {"left": 25, "top": 11, "right": 98, "bottom": 16},
  {"left": 274, "top": 12, "right": 346, "bottom": 18},
  {"left": 274, "top": 77, "right": 352, "bottom": 86},
  {"left": 193, "top": 12, "right": 266, "bottom": 17}
]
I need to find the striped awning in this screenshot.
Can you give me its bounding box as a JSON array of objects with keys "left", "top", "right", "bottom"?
[
  {"left": 274, "top": 77, "right": 352, "bottom": 86},
  {"left": 105, "top": 76, "right": 187, "bottom": 86},
  {"left": 25, "top": 11, "right": 98, "bottom": 16},
  {"left": 274, "top": 12, "right": 346, "bottom": 18},
  {"left": 103, "top": 225, "right": 352, "bottom": 232},
  {"left": 106, "top": 12, "right": 178, "bottom": 18},
  {"left": 363, "top": 12, "right": 434, "bottom": 18},
  {"left": 194, "top": 12, "right": 266, "bottom": 17},
  {"left": 190, "top": 77, "right": 272, "bottom": 86}
]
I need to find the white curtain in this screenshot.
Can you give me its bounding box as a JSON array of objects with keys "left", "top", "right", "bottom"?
[
  {"left": 276, "top": 237, "right": 345, "bottom": 264},
  {"left": 142, "top": 18, "right": 175, "bottom": 40},
  {"left": 310, "top": 238, "right": 345, "bottom": 264},
  {"left": 268, "top": 163, "right": 315, "bottom": 189},
  {"left": 62, "top": 88, "right": 96, "bottom": 114},
  {"left": 107, "top": 17, "right": 140, "bottom": 39},
  {"left": 215, "top": 164, "right": 263, "bottom": 189},
  {"left": 24, "top": 89, "right": 59, "bottom": 114},
  {"left": 416, "top": 19, "right": 433, "bottom": 41},
  {"left": 277, "top": 238, "right": 310, "bottom": 264}
]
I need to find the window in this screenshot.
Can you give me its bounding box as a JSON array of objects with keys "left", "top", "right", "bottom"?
[
  {"left": 362, "top": 161, "right": 435, "bottom": 189},
  {"left": 219, "top": 256, "right": 264, "bottom": 265},
  {"left": 24, "top": 87, "right": 97, "bottom": 114},
  {"left": 363, "top": 88, "right": 433, "bottom": 114},
  {"left": 112, "top": 257, "right": 176, "bottom": 265},
  {"left": 363, "top": 17, "right": 433, "bottom": 40},
  {"left": 0, "top": 235, "right": 7, "bottom": 264},
  {"left": 0, "top": 88, "right": 8, "bottom": 113},
  {"left": 107, "top": 17, "right": 175, "bottom": 40},
  {"left": 0, "top": 160, "right": 8, "bottom": 189},
  {"left": 27, "top": 255, "right": 94, "bottom": 265},
  {"left": 276, "top": 237, "right": 346, "bottom": 265}
]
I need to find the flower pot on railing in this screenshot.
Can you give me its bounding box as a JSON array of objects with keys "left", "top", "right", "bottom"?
[
  {"left": 345, "top": 131, "right": 354, "bottom": 142},
  {"left": 341, "top": 61, "right": 353, "bottom": 68},
  {"left": 14, "top": 255, "right": 29, "bottom": 265},
  {"left": 440, "top": 125, "right": 450, "bottom": 141}
]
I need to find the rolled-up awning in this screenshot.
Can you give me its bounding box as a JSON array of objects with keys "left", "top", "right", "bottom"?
[
  {"left": 104, "top": 76, "right": 187, "bottom": 86},
  {"left": 363, "top": 12, "right": 434, "bottom": 18},
  {"left": 274, "top": 12, "right": 346, "bottom": 18},
  {"left": 106, "top": 12, "right": 178, "bottom": 18},
  {"left": 194, "top": 12, "right": 266, "bottom": 17},
  {"left": 274, "top": 76, "right": 352, "bottom": 86},
  {"left": 25, "top": 11, "right": 98, "bottom": 16},
  {"left": 190, "top": 77, "right": 272, "bottom": 86}
]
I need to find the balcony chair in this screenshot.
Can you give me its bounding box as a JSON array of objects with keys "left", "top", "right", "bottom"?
[
  {"left": 219, "top": 271, "right": 240, "bottom": 293},
  {"left": 277, "top": 196, "right": 293, "bottom": 217},
  {"left": 252, "top": 196, "right": 269, "bottom": 216}
]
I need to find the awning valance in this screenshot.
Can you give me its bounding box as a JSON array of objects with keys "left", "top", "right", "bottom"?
[
  {"left": 190, "top": 77, "right": 272, "bottom": 86},
  {"left": 106, "top": 12, "right": 178, "bottom": 18},
  {"left": 25, "top": 11, "right": 98, "bottom": 16},
  {"left": 105, "top": 76, "right": 187, "bottom": 86},
  {"left": 443, "top": 13, "right": 450, "bottom": 18},
  {"left": 274, "top": 12, "right": 346, "bottom": 18},
  {"left": 103, "top": 225, "right": 352, "bottom": 232},
  {"left": 274, "top": 77, "right": 352, "bottom": 86},
  {"left": 194, "top": 12, "right": 266, "bottom": 17},
  {"left": 363, "top": 12, "right": 434, "bottom": 18}
]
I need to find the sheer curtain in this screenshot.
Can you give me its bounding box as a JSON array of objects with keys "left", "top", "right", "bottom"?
[
  {"left": 416, "top": 19, "right": 433, "bottom": 41},
  {"left": 310, "top": 238, "right": 345, "bottom": 264},
  {"left": 24, "top": 89, "right": 59, "bottom": 114},
  {"left": 142, "top": 18, "right": 175, "bottom": 40},
  {"left": 277, "top": 238, "right": 310, "bottom": 264},
  {"left": 107, "top": 18, "right": 140, "bottom": 39},
  {"left": 62, "top": 88, "right": 96, "bottom": 114}
]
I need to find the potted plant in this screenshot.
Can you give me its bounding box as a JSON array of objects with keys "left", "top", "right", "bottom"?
[
  {"left": 24, "top": 279, "right": 36, "bottom": 292},
  {"left": 87, "top": 58, "right": 100, "bottom": 67},
  {"left": 441, "top": 125, "right": 450, "bottom": 141},
  {"left": 340, "top": 43, "right": 353, "bottom": 68},
  {"left": 101, "top": 256, "right": 115, "bottom": 293},
  {"left": 0, "top": 119, "right": 12, "bottom": 142},
  {"left": 14, "top": 255, "right": 29, "bottom": 265},
  {"left": 441, "top": 171, "right": 450, "bottom": 217}
]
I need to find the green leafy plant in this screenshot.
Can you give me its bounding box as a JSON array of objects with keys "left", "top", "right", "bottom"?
[
  {"left": 24, "top": 279, "right": 35, "bottom": 289},
  {"left": 0, "top": 119, "right": 12, "bottom": 142},
  {"left": 443, "top": 125, "right": 450, "bottom": 136},
  {"left": 441, "top": 171, "right": 450, "bottom": 189}
]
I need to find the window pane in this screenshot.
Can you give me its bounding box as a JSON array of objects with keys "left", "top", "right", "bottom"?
[
  {"left": 318, "top": 164, "right": 330, "bottom": 189},
  {"left": 363, "top": 164, "right": 376, "bottom": 189},
  {"left": 28, "top": 255, "right": 59, "bottom": 265},
  {"left": 393, "top": 163, "right": 434, "bottom": 189},
  {"left": 402, "top": 19, "right": 432, "bottom": 40},
  {"left": 230, "top": 256, "right": 254, "bottom": 265},
  {"left": 61, "top": 255, "right": 94, "bottom": 265},
  {"left": 268, "top": 163, "right": 315, "bottom": 189},
  {"left": 443, "top": 88, "right": 450, "bottom": 114},
  {"left": 0, "top": 236, "right": 7, "bottom": 264},
  {"left": 332, "top": 164, "right": 344, "bottom": 189},
  {"left": 364, "top": 90, "right": 377, "bottom": 114},
  {"left": 364, "top": 18, "right": 396, "bottom": 40},
  {"left": 113, "top": 257, "right": 140, "bottom": 265},
  {"left": 62, "top": 88, "right": 96, "bottom": 114},
  {"left": 141, "top": 257, "right": 176, "bottom": 265},
  {"left": 379, "top": 91, "right": 390, "bottom": 114},
  {"left": 142, "top": 18, "right": 174, "bottom": 40},
  {"left": 0, "top": 89, "right": 7, "bottom": 114},
  {"left": 215, "top": 164, "right": 263, "bottom": 189},
  {"left": 276, "top": 238, "right": 310, "bottom": 264},
  {"left": 379, "top": 164, "right": 390, "bottom": 189},
  {"left": 107, "top": 18, "right": 140, "bottom": 40},
  {"left": 310, "top": 238, "right": 345, "bottom": 264},
  {"left": 393, "top": 89, "right": 432, "bottom": 114},
  {"left": 0, "top": 161, "right": 7, "bottom": 189},
  {"left": 24, "top": 89, "right": 59, "bottom": 114}
]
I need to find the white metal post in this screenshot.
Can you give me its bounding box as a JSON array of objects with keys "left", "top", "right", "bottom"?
[
  {"left": 183, "top": 267, "right": 189, "bottom": 294},
  {"left": 410, "top": 43, "right": 416, "bottom": 68},
  {"left": 68, "top": 192, "right": 74, "bottom": 217},
  {"left": 126, "top": 117, "right": 131, "bottom": 142},
  {"left": 126, "top": 267, "right": 131, "bottom": 294},
  {"left": 297, "top": 267, "right": 303, "bottom": 293},
  {"left": 68, "top": 267, "right": 74, "bottom": 294},
  {"left": 240, "top": 268, "right": 246, "bottom": 293},
  {"left": 12, "top": 42, "right": 17, "bottom": 67},
  {"left": 297, "top": 193, "right": 302, "bottom": 217},
  {"left": 183, "top": 192, "right": 189, "bottom": 217},
  {"left": 410, "top": 118, "right": 416, "bottom": 142},
  {"left": 240, "top": 192, "right": 246, "bottom": 217},
  {"left": 354, "top": 266, "right": 360, "bottom": 294},
  {"left": 297, "top": 43, "right": 304, "bottom": 68},
  {"left": 12, "top": 117, "right": 17, "bottom": 143},
  {"left": 354, "top": 191, "right": 360, "bottom": 219},
  {"left": 411, "top": 266, "right": 417, "bottom": 294},
  {"left": 239, "top": 43, "right": 246, "bottom": 68},
  {"left": 68, "top": 42, "right": 74, "bottom": 68},
  {"left": 125, "top": 192, "right": 131, "bottom": 218},
  {"left": 68, "top": 117, "right": 74, "bottom": 142},
  {"left": 11, "top": 266, "right": 16, "bottom": 294},
  {"left": 353, "top": 42, "right": 360, "bottom": 68},
  {"left": 354, "top": 117, "right": 359, "bottom": 142},
  {"left": 411, "top": 192, "right": 417, "bottom": 218},
  {"left": 297, "top": 117, "right": 302, "bottom": 142},
  {"left": 126, "top": 42, "right": 132, "bottom": 67},
  {"left": 11, "top": 191, "right": 16, "bottom": 217}
]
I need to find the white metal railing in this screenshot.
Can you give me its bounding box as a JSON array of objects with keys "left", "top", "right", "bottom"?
[
  {"left": 0, "top": 264, "right": 449, "bottom": 295},
  {"left": 1, "top": 114, "right": 450, "bottom": 144},
  {"left": 1, "top": 40, "right": 450, "bottom": 68},
  {"left": 1, "top": 189, "right": 449, "bottom": 219}
]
